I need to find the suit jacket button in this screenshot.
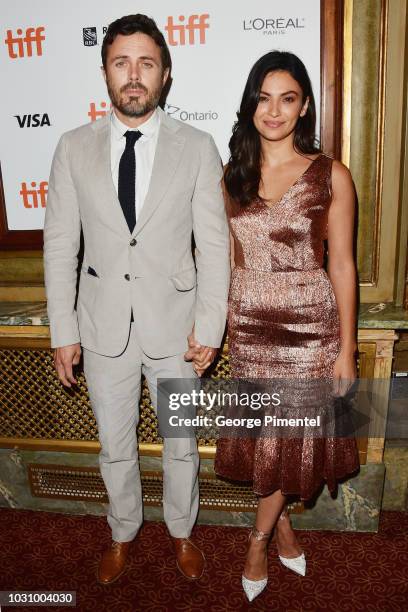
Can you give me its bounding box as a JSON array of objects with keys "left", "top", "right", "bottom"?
[
  {"left": 124, "top": 274, "right": 130, "bottom": 281},
  {"left": 130, "top": 238, "right": 137, "bottom": 246}
]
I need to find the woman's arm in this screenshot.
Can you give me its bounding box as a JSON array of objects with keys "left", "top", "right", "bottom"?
[
  {"left": 230, "top": 233, "right": 235, "bottom": 270},
  {"left": 222, "top": 172, "right": 236, "bottom": 271},
  {"left": 327, "top": 159, "right": 358, "bottom": 393}
]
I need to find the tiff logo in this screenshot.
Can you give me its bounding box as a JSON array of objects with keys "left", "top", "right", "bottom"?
[
  {"left": 88, "top": 101, "right": 111, "bottom": 122},
  {"left": 165, "top": 14, "right": 209, "bottom": 46},
  {"left": 4, "top": 27, "right": 45, "bottom": 58},
  {"left": 20, "top": 181, "right": 48, "bottom": 208}
]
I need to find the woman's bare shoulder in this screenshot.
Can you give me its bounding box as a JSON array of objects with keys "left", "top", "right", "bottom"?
[{"left": 331, "top": 158, "right": 352, "bottom": 180}]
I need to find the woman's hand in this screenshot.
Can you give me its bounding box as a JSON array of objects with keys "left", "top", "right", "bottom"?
[{"left": 332, "top": 350, "right": 357, "bottom": 397}]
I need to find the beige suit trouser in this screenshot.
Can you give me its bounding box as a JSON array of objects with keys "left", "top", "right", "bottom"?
[{"left": 83, "top": 323, "right": 199, "bottom": 542}]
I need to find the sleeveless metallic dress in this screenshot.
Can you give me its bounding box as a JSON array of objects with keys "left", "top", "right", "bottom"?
[{"left": 214, "top": 154, "right": 360, "bottom": 499}]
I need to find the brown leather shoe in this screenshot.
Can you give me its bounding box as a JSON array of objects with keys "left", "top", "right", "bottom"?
[
  {"left": 172, "top": 537, "right": 205, "bottom": 579},
  {"left": 97, "top": 540, "right": 131, "bottom": 585}
]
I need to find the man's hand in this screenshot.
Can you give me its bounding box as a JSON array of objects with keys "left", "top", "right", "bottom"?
[
  {"left": 54, "top": 343, "right": 81, "bottom": 387},
  {"left": 184, "top": 331, "right": 217, "bottom": 376}
]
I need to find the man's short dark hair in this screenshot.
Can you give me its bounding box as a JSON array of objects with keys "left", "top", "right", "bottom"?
[{"left": 101, "top": 14, "right": 171, "bottom": 72}]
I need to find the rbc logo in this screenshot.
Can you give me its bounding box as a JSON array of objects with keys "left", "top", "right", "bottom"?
[
  {"left": 4, "top": 27, "right": 45, "bottom": 58},
  {"left": 20, "top": 181, "right": 48, "bottom": 208},
  {"left": 165, "top": 14, "right": 210, "bottom": 46},
  {"left": 83, "top": 27, "right": 97, "bottom": 46}
]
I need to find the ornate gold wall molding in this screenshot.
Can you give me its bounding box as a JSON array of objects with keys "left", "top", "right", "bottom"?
[
  {"left": 396, "top": 17, "right": 408, "bottom": 307},
  {"left": 346, "top": 0, "right": 407, "bottom": 301},
  {"left": 342, "top": 0, "right": 353, "bottom": 167}
]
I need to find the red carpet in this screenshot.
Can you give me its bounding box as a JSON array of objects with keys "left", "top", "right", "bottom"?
[{"left": 0, "top": 508, "right": 407, "bottom": 611}]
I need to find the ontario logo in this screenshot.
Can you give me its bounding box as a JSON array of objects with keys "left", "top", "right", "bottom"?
[
  {"left": 165, "top": 104, "right": 218, "bottom": 122},
  {"left": 243, "top": 17, "right": 305, "bottom": 35}
]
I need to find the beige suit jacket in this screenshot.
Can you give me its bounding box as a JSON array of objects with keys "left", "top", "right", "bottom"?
[{"left": 44, "top": 108, "right": 230, "bottom": 357}]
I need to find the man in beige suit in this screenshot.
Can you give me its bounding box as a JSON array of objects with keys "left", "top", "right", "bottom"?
[{"left": 44, "top": 14, "right": 229, "bottom": 584}]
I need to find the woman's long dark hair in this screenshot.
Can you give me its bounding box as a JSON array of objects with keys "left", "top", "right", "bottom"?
[{"left": 225, "top": 51, "right": 321, "bottom": 206}]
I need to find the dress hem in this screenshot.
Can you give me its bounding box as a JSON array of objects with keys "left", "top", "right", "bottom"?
[{"left": 214, "top": 466, "right": 360, "bottom": 502}]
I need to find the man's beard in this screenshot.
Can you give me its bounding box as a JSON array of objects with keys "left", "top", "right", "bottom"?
[{"left": 107, "top": 78, "right": 162, "bottom": 117}]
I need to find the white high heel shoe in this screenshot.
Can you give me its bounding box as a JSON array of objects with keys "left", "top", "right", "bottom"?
[
  {"left": 277, "top": 512, "right": 306, "bottom": 576},
  {"left": 278, "top": 552, "right": 306, "bottom": 576},
  {"left": 242, "top": 527, "right": 271, "bottom": 602}
]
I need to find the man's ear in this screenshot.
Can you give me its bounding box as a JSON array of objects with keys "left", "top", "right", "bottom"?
[
  {"left": 101, "top": 65, "right": 107, "bottom": 84},
  {"left": 162, "top": 67, "right": 170, "bottom": 87}
]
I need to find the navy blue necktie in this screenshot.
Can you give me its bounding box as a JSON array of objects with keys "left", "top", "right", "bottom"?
[{"left": 118, "top": 130, "right": 142, "bottom": 233}]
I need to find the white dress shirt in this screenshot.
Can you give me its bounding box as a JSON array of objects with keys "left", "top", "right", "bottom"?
[{"left": 110, "top": 108, "right": 161, "bottom": 221}]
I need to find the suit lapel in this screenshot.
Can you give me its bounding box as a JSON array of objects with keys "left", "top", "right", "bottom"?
[
  {"left": 91, "top": 116, "right": 131, "bottom": 237},
  {"left": 133, "top": 110, "right": 186, "bottom": 237}
]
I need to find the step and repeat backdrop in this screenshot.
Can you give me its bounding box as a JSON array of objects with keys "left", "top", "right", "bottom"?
[{"left": 1, "top": 0, "right": 320, "bottom": 231}]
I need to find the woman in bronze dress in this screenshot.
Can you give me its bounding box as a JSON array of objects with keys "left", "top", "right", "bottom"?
[{"left": 212, "top": 51, "right": 360, "bottom": 601}]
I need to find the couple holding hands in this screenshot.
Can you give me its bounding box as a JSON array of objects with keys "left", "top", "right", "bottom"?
[{"left": 44, "top": 13, "right": 359, "bottom": 602}]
